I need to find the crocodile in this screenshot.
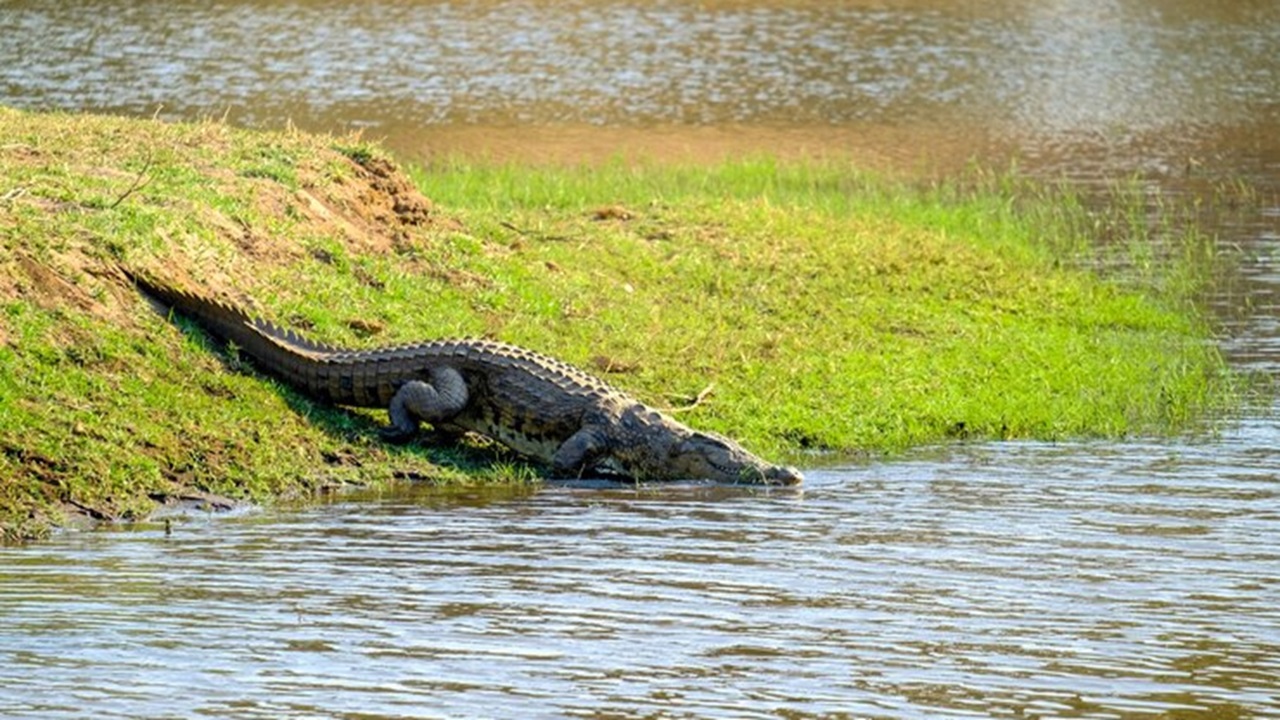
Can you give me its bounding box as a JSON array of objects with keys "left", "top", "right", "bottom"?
[{"left": 126, "top": 272, "right": 803, "bottom": 486}]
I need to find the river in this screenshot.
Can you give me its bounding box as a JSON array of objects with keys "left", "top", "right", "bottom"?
[{"left": 1, "top": 1, "right": 1278, "bottom": 718}]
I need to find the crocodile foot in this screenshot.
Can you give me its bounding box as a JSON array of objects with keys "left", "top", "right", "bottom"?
[{"left": 378, "top": 425, "right": 417, "bottom": 444}]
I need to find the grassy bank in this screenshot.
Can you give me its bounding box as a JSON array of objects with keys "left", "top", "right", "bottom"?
[
  {"left": 0, "top": 108, "right": 1233, "bottom": 541},
  {"left": 404, "top": 159, "right": 1233, "bottom": 446}
]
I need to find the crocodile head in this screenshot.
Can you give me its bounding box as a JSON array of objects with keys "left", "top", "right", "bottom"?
[
  {"left": 667, "top": 430, "right": 804, "bottom": 486},
  {"left": 608, "top": 403, "right": 803, "bottom": 486}
]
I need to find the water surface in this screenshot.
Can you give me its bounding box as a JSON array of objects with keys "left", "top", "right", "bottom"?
[
  {"left": 1, "top": 2, "right": 1278, "bottom": 717},
  {"left": 3, "top": 0, "right": 1279, "bottom": 171},
  {"left": 2, "top": 431, "right": 1278, "bottom": 718}
]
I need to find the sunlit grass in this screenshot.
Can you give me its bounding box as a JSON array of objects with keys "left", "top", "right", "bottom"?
[
  {"left": 401, "top": 158, "right": 1234, "bottom": 455},
  {"left": 0, "top": 108, "right": 1239, "bottom": 541}
]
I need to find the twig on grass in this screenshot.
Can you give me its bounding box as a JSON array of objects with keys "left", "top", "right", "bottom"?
[
  {"left": 667, "top": 383, "right": 715, "bottom": 413},
  {"left": 107, "top": 150, "right": 155, "bottom": 210}
]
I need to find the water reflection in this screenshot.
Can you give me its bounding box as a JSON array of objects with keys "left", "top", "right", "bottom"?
[{"left": 2, "top": 436, "right": 1277, "bottom": 718}]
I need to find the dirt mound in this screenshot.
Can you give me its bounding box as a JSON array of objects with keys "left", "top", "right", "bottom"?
[
  {"left": 289, "top": 152, "right": 437, "bottom": 256},
  {"left": 0, "top": 110, "right": 446, "bottom": 294},
  {"left": 351, "top": 154, "right": 434, "bottom": 228},
  {"left": 0, "top": 110, "right": 454, "bottom": 353}
]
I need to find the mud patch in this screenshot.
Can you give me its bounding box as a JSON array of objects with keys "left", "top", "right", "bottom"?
[
  {"left": 12, "top": 251, "right": 164, "bottom": 333},
  {"left": 205, "top": 201, "right": 305, "bottom": 263},
  {"left": 292, "top": 187, "right": 391, "bottom": 253},
  {"left": 427, "top": 265, "right": 494, "bottom": 291},
  {"left": 16, "top": 254, "right": 99, "bottom": 315},
  {"left": 0, "top": 260, "right": 19, "bottom": 302}
]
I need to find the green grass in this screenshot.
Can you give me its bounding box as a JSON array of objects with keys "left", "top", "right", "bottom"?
[
  {"left": 391, "top": 158, "right": 1233, "bottom": 457},
  {"left": 0, "top": 107, "right": 1239, "bottom": 541}
]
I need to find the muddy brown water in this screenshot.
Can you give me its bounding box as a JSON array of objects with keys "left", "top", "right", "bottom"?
[{"left": 2, "top": 1, "right": 1279, "bottom": 718}]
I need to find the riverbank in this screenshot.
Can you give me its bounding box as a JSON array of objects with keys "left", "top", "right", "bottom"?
[{"left": 0, "top": 108, "right": 1234, "bottom": 541}]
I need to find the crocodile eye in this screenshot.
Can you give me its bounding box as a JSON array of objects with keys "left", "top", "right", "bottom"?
[
  {"left": 689, "top": 431, "right": 729, "bottom": 448},
  {"left": 677, "top": 432, "right": 717, "bottom": 455}
]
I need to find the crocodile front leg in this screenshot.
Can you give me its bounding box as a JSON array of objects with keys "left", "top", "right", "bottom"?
[
  {"left": 551, "top": 426, "right": 608, "bottom": 477},
  {"left": 381, "top": 366, "right": 469, "bottom": 442}
]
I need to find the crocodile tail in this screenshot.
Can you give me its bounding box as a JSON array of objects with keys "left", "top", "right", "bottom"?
[{"left": 121, "top": 268, "right": 340, "bottom": 386}]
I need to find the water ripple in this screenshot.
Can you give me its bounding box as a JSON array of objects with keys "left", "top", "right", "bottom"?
[
  {"left": 2, "top": 0, "right": 1277, "bottom": 133},
  {"left": 3, "top": 436, "right": 1278, "bottom": 718}
]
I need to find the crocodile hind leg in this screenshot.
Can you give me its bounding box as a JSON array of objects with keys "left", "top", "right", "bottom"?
[{"left": 381, "top": 366, "right": 469, "bottom": 443}]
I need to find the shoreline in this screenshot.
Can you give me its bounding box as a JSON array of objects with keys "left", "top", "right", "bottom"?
[{"left": 0, "top": 108, "right": 1235, "bottom": 542}]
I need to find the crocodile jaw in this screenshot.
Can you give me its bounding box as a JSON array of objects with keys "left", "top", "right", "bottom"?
[{"left": 665, "top": 430, "right": 804, "bottom": 486}]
